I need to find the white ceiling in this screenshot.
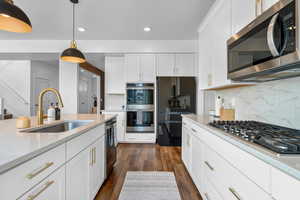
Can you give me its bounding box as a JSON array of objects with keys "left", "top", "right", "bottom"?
[{"left": 0, "top": 0, "right": 215, "bottom": 40}]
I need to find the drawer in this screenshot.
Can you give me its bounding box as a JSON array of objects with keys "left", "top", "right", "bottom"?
[
  {"left": 0, "top": 144, "right": 65, "bottom": 200},
  {"left": 271, "top": 167, "right": 300, "bottom": 200},
  {"left": 125, "top": 133, "right": 155, "bottom": 143},
  {"left": 204, "top": 144, "right": 272, "bottom": 200},
  {"left": 66, "top": 124, "right": 105, "bottom": 160},
  {"left": 202, "top": 126, "right": 271, "bottom": 193},
  {"left": 182, "top": 119, "right": 200, "bottom": 136},
  {"left": 19, "top": 166, "right": 65, "bottom": 200},
  {"left": 203, "top": 174, "right": 223, "bottom": 200}
]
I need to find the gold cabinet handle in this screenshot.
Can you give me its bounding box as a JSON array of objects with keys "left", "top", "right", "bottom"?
[
  {"left": 93, "top": 147, "right": 96, "bottom": 164},
  {"left": 26, "top": 162, "right": 54, "bottom": 179},
  {"left": 27, "top": 180, "right": 54, "bottom": 200},
  {"left": 229, "top": 187, "right": 242, "bottom": 200},
  {"left": 204, "top": 193, "right": 211, "bottom": 200},
  {"left": 90, "top": 148, "right": 93, "bottom": 166},
  {"left": 204, "top": 161, "right": 214, "bottom": 171}
]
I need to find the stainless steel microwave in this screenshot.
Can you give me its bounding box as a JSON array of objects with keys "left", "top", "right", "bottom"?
[{"left": 227, "top": 0, "right": 300, "bottom": 82}]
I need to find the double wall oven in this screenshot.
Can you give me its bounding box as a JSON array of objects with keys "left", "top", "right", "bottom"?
[{"left": 126, "top": 83, "right": 154, "bottom": 133}]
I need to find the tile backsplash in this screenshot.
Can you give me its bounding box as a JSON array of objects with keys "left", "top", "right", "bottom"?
[{"left": 216, "top": 77, "right": 300, "bottom": 129}]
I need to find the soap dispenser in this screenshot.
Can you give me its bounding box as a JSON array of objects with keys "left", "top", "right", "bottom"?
[{"left": 47, "top": 103, "right": 55, "bottom": 122}]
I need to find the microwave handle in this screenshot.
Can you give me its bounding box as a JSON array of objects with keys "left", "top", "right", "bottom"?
[{"left": 267, "top": 13, "right": 280, "bottom": 57}]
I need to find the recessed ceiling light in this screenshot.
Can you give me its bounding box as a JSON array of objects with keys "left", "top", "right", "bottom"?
[
  {"left": 144, "top": 27, "right": 151, "bottom": 32},
  {"left": 78, "top": 27, "right": 86, "bottom": 32}
]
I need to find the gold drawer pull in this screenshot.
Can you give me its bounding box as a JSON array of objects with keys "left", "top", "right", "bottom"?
[
  {"left": 229, "top": 187, "right": 242, "bottom": 200},
  {"left": 26, "top": 162, "right": 54, "bottom": 179},
  {"left": 27, "top": 180, "right": 54, "bottom": 200},
  {"left": 204, "top": 161, "right": 214, "bottom": 171}
]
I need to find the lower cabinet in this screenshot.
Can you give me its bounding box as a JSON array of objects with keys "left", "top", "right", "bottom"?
[
  {"left": 90, "top": 137, "right": 105, "bottom": 199},
  {"left": 203, "top": 175, "right": 223, "bottom": 200},
  {"left": 19, "top": 166, "right": 66, "bottom": 200},
  {"left": 66, "top": 136, "right": 106, "bottom": 200},
  {"left": 66, "top": 147, "right": 91, "bottom": 200},
  {"left": 191, "top": 134, "right": 204, "bottom": 194},
  {"left": 182, "top": 118, "right": 274, "bottom": 200},
  {"left": 182, "top": 124, "right": 192, "bottom": 172}
]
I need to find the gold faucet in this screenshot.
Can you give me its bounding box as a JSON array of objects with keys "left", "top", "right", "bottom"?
[{"left": 37, "top": 88, "right": 64, "bottom": 125}]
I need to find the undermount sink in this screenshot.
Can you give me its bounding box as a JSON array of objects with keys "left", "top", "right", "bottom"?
[{"left": 22, "top": 120, "right": 94, "bottom": 133}]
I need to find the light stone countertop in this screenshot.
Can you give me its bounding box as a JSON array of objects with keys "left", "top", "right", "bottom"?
[
  {"left": 182, "top": 114, "right": 300, "bottom": 181},
  {"left": 0, "top": 114, "right": 117, "bottom": 174}
]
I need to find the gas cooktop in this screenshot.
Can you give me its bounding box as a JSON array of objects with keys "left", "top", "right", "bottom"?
[{"left": 209, "top": 120, "right": 300, "bottom": 155}]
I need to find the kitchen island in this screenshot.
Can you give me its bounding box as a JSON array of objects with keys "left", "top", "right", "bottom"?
[{"left": 0, "top": 114, "right": 117, "bottom": 200}]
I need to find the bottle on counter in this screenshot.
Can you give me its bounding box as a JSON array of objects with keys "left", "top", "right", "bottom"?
[
  {"left": 55, "top": 102, "right": 61, "bottom": 120},
  {"left": 47, "top": 103, "right": 55, "bottom": 122}
]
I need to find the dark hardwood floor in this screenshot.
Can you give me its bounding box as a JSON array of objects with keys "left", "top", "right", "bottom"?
[{"left": 95, "top": 143, "right": 203, "bottom": 200}]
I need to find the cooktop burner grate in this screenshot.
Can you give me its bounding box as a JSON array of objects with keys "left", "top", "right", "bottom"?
[{"left": 209, "top": 120, "right": 300, "bottom": 154}]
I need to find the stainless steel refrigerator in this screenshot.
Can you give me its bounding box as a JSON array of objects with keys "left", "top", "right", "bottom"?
[{"left": 157, "top": 77, "right": 196, "bottom": 146}]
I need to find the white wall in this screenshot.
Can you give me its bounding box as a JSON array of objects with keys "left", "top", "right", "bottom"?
[
  {"left": 0, "top": 60, "right": 31, "bottom": 117},
  {"left": 216, "top": 77, "right": 300, "bottom": 129},
  {"left": 59, "top": 61, "right": 79, "bottom": 114},
  {"left": 30, "top": 60, "right": 59, "bottom": 115}
]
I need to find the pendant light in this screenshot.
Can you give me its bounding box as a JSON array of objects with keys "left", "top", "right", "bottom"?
[
  {"left": 0, "top": 0, "right": 32, "bottom": 33},
  {"left": 60, "top": 0, "right": 86, "bottom": 64}
]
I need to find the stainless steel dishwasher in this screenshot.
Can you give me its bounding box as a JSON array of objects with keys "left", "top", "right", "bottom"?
[{"left": 105, "top": 118, "right": 117, "bottom": 178}]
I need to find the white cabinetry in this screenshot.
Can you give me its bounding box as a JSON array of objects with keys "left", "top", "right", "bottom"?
[
  {"left": 211, "top": 0, "right": 231, "bottom": 87},
  {"left": 157, "top": 54, "right": 195, "bottom": 77},
  {"left": 198, "top": 0, "right": 232, "bottom": 89},
  {"left": 156, "top": 54, "right": 175, "bottom": 77},
  {"left": 271, "top": 167, "right": 300, "bottom": 200},
  {"left": 182, "top": 118, "right": 273, "bottom": 200},
  {"left": 198, "top": 0, "right": 256, "bottom": 89},
  {"left": 66, "top": 134, "right": 106, "bottom": 200},
  {"left": 175, "top": 54, "right": 195, "bottom": 76},
  {"left": 125, "top": 54, "right": 156, "bottom": 83},
  {"left": 182, "top": 125, "right": 192, "bottom": 172},
  {"left": 90, "top": 137, "right": 105, "bottom": 199},
  {"left": 66, "top": 147, "right": 91, "bottom": 200},
  {"left": 105, "top": 57, "right": 125, "bottom": 94},
  {"left": 262, "top": 0, "right": 279, "bottom": 12},
  {"left": 19, "top": 166, "right": 65, "bottom": 200},
  {"left": 231, "top": 0, "right": 256, "bottom": 34}
]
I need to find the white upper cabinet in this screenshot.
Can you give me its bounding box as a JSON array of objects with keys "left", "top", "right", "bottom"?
[
  {"left": 262, "top": 0, "right": 279, "bottom": 12},
  {"left": 231, "top": 0, "right": 256, "bottom": 34},
  {"left": 211, "top": 0, "right": 232, "bottom": 87},
  {"left": 105, "top": 57, "right": 125, "bottom": 94},
  {"left": 157, "top": 54, "right": 195, "bottom": 77},
  {"left": 156, "top": 54, "right": 175, "bottom": 77},
  {"left": 140, "top": 54, "right": 156, "bottom": 82},
  {"left": 125, "top": 54, "right": 156, "bottom": 83},
  {"left": 175, "top": 54, "right": 195, "bottom": 77}
]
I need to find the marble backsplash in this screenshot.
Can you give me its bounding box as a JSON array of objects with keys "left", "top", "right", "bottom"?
[{"left": 216, "top": 77, "right": 300, "bottom": 130}]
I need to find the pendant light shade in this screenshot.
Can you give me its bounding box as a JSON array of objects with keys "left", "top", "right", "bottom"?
[
  {"left": 0, "top": 0, "right": 32, "bottom": 33},
  {"left": 60, "top": 0, "right": 86, "bottom": 64},
  {"left": 61, "top": 40, "right": 86, "bottom": 63}
]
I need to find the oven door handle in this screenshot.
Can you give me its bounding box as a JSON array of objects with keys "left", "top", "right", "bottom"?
[{"left": 267, "top": 13, "right": 280, "bottom": 57}]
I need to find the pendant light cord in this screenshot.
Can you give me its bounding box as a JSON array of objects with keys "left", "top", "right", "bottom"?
[{"left": 72, "top": 3, "right": 75, "bottom": 42}]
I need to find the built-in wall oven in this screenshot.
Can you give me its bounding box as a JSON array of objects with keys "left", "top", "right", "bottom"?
[
  {"left": 126, "top": 83, "right": 154, "bottom": 133},
  {"left": 227, "top": 0, "right": 300, "bottom": 82}
]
